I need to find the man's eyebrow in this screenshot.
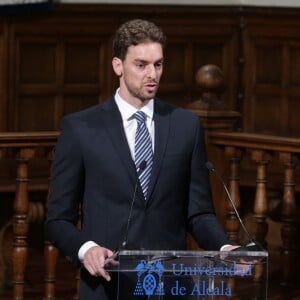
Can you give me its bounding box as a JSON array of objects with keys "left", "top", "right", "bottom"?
[
  {"left": 133, "top": 58, "right": 164, "bottom": 63},
  {"left": 133, "top": 59, "right": 146, "bottom": 63}
]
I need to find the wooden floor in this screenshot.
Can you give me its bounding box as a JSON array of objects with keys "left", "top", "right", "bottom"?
[{"left": 0, "top": 247, "right": 299, "bottom": 299}]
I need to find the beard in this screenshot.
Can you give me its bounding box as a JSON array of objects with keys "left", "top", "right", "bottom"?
[
  {"left": 124, "top": 77, "right": 159, "bottom": 102},
  {"left": 129, "top": 89, "right": 154, "bottom": 102}
]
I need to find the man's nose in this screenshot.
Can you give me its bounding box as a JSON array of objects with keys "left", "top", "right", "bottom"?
[{"left": 146, "top": 64, "right": 156, "bottom": 78}]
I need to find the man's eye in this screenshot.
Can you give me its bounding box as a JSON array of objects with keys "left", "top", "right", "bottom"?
[{"left": 136, "top": 63, "right": 145, "bottom": 69}]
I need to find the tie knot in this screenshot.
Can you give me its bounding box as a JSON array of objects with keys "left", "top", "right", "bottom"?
[{"left": 134, "top": 111, "right": 146, "bottom": 124}]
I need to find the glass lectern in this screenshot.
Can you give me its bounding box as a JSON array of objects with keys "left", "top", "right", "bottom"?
[{"left": 105, "top": 250, "right": 268, "bottom": 299}]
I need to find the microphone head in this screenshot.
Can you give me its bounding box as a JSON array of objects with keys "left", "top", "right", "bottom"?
[
  {"left": 205, "top": 161, "right": 215, "bottom": 172},
  {"left": 139, "top": 160, "right": 147, "bottom": 172}
]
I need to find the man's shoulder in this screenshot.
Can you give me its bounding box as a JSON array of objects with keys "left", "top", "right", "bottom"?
[
  {"left": 155, "top": 98, "right": 198, "bottom": 120},
  {"left": 64, "top": 105, "right": 100, "bottom": 121},
  {"left": 63, "top": 96, "right": 114, "bottom": 122}
]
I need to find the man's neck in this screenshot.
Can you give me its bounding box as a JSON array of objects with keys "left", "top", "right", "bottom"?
[{"left": 117, "top": 89, "right": 152, "bottom": 109}]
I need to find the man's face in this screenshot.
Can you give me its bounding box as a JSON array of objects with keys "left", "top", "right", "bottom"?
[{"left": 113, "top": 42, "right": 164, "bottom": 106}]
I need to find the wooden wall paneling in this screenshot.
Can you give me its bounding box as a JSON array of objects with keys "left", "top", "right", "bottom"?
[
  {"left": 18, "top": 96, "right": 55, "bottom": 131},
  {"left": 286, "top": 42, "right": 300, "bottom": 137},
  {"left": 8, "top": 16, "right": 115, "bottom": 131},
  {"left": 1, "top": 5, "right": 242, "bottom": 132},
  {"left": 0, "top": 21, "right": 8, "bottom": 131},
  {"left": 8, "top": 23, "right": 17, "bottom": 132},
  {"left": 18, "top": 39, "right": 58, "bottom": 131},
  {"left": 159, "top": 11, "right": 240, "bottom": 110},
  {"left": 64, "top": 42, "right": 99, "bottom": 84},
  {"left": 158, "top": 34, "right": 239, "bottom": 108},
  {"left": 17, "top": 36, "right": 67, "bottom": 131},
  {"left": 2, "top": 4, "right": 300, "bottom": 135},
  {"left": 158, "top": 38, "right": 192, "bottom": 106},
  {"left": 244, "top": 38, "right": 284, "bottom": 134},
  {"left": 62, "top": 38, "right": 111, "bottom": 117},
  {"left": 192, "top": 33, "right": 239, "bottom": 110},
  {"left": 243, "top": 10, "right": 300, "bottom": 137},
  {"left": 288, "top": 96, "right": 300, "bottom": 137},
  {"left": 244, "top": 38, "right": 277, "bottom": 133},
  {"left": 8, "top": 32, "right": 59, "bottom": 131},
  {"left": 254, "top": 94, "right": 282, "bottom": 135},
  {"left": 54, "top": 42, "right": 65, "bottom": 129}
]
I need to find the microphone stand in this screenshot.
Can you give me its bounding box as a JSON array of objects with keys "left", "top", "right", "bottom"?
[
  {"left": 106, "top": 161, "right": 147, "bottom": 264},
  {"left": 205, "top": 161, "right": 265, "bottom": 252}
]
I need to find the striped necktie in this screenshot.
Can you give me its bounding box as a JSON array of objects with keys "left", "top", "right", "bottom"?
[{"left": 134, "top": 111, "right": 153, "bottom": 198}]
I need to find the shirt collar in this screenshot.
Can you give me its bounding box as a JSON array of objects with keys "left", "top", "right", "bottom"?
[{"left": 114, "top": 88, "right": 154, "bottom": 121}]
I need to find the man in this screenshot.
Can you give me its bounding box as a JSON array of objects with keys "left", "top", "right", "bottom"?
[{"left": 45, "top": 19, "right": 236, "bottom": 300}]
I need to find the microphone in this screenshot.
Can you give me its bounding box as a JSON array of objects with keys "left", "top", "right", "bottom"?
[
  {"left": 205, "top": 161, "right": 264, "bottom": 252},
  {"left": 121, "top": 160, "right": 147, "bottom": 250}
]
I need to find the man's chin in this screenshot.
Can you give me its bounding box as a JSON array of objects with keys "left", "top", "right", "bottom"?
[
  {"left": 138, "top": 94, "right": 156, "bottom": 102},
  {"left": 130, "top": 89, "right": 157, "bottom": 102}
]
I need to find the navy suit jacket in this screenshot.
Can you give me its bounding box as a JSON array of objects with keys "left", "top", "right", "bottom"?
[{"left": 45, "top": 96, "right": 230, "bottom": 299}]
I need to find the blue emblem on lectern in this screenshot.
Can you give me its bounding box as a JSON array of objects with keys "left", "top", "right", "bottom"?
[{"left": 134, "top": 260, "right": 165, "bottom": 296}]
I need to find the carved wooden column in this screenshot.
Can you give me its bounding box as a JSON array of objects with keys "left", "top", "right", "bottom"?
[
  {"left": 187, "top": 64, "right": 241, "bottom": 133},
  {"left": 44, "top": 147, "right": 58, "bottom": 300},
  {"left": 251, "top": 150, "right": 271, "bottom": 247},
  {"left": 12, "top": 148, "right": 35, "bottom": 300},
  {"left": 224, "top": 146, "right": 242, "bottom": 244},
  {"left": 0, "top": 149, "right": 8, "bottom": 291},
  {"left": 279, "top": 152, "right": 298, "bottom": 285},
  {"left": 44, "top": 244, "right": 58, "bottom": 300},
  {"left": 186, "top": 65, "right": 241, "bottom": 233},
  {"left": 251, "top": 150, "right": 271, "bottom": 283}
]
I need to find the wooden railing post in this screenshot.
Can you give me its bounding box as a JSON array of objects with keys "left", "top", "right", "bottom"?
[
  {"left": 0, "top": 149, "right": 8, "bottom": 291},
  {"left": 224, "top": 146, "right": 242, "bottom": 244},
  {"left": 251, "top": 150, "right": 271, "bottom": 247},
  {"left": 12, "top": 148, "right": 35, "bottom": 300},
  {"left": 251, "top": 150, "right": 271, "bottom": 283},
  {"left": 43, "top": 243, "right": 58, "bottom": 300},
  {"left": 279, "top": 152, "right": 298, "bottom": 285},
  {"left": 44, "top": 147, "right": 58, "bottom": 300},
  {"left": 187, "top": 64, "right": 241, "bottom": 230}
]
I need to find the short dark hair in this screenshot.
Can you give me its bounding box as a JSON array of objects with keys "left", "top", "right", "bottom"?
[{"left": 112, "top": 19, "right": 166, "bottom": 61}]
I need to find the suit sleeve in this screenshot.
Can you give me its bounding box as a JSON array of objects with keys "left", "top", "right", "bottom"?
[
  {"left": 187, "top": 117, "right": 230, "bottom": 250},
  {"left": 44, "top": 116, "right": 86, "bottom": 266}
]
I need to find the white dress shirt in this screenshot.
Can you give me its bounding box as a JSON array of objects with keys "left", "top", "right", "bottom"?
[{"left": 114, "top": 89, "right": 155, "bottom": 157}]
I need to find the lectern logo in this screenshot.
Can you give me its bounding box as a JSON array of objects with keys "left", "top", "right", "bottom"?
[{"left": 134, "top": 260, "right": 165, "bottom": 296}]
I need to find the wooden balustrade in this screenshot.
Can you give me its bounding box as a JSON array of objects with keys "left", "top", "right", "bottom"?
[
  {"left": 224, "top": 147, "right": 242, "bottom": 244},
  {"left": 0, "top": 132, "right": 58, "bottom": 300},
  {"left": 0, "top": 129, "right": 299, "bottom": 298},
  {"left": 208, "top": 131, "right": 300, "bottom": 285}
]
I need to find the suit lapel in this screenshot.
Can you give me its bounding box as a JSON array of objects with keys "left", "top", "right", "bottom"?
[
  {"left": 146, "top": 100, "right": 170, "bottom": 204},
  {"left": 100, "top": 97, "right": 171, "bottom": 203},
  {"left": 100, "top": 98, "right": 137, "bottom": 187}
]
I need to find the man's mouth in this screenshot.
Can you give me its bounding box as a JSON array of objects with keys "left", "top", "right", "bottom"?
[{"left": 145, "top": 82, "right": 158, "bottom": 91}]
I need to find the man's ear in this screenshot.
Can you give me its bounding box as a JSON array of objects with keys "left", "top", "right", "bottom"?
[{"left": 112, "top": 57, "right": 123, "bottom": 77}]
